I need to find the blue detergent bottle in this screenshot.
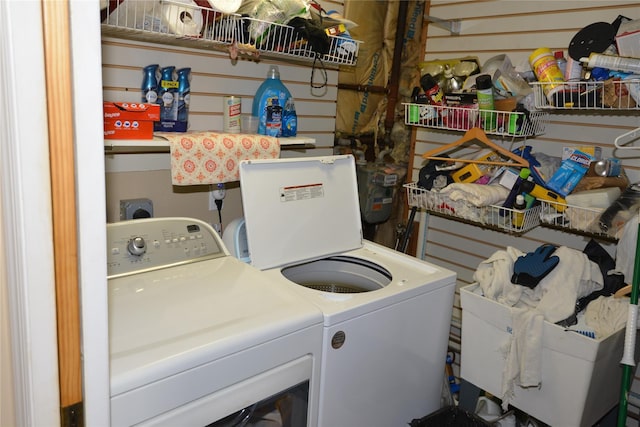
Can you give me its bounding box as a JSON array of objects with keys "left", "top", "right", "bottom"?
[
  {"left": 177, "top": 67, "right": 191, "bottom": 122},
  {"left": 141, "top": 64, "right": 159, "bottom": 104},
  {"left": 252, "top": 65, "right": 291, "bottom": 135},
  {"left": 159, "top": 66, "right": 177, "bottom": 121}
]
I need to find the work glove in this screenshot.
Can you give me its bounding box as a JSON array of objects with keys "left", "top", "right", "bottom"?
[{"left": 511, "top": 244, "right": 560, "bottom": 289}]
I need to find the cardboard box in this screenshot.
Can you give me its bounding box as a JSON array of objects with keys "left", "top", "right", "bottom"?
[
  {"left": 103, "top": 102, "right": 160, "bottom": 140},
  {"left": 460, "top": 284, "right": 629, "bottom": 427},
  {"left": 154, "top": 120, "right": 188, "bottom": 132}
]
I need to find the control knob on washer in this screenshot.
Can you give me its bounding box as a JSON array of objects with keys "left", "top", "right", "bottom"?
[{"left": 127, "top": 237, "right": 147, "bottom": 256}]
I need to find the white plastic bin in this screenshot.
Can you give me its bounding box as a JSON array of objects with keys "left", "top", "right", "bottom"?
[{"left": 460, "top": 283, "right": 630, "bottom": 427}]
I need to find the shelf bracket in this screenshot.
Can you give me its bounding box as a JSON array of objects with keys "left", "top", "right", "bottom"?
[{"left": 424, "top": 15, "right": 461, "bottom": 35}]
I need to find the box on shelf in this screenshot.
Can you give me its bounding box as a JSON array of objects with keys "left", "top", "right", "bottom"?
[
  {"left": 103, "top": 102, "right": 160, "bottom": 140},
  {"left": 460, "top": 283, "right": 630, "bottom": 427},
  {"left": 154, "top": 120, "right": 188, "bottom": 133}
]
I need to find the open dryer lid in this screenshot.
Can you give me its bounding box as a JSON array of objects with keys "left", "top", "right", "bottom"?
[{"left": 239, "top": 155, "right": 363, "bottom": 270}]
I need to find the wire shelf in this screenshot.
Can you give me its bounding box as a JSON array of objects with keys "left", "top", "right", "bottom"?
[
  {"left": 532, "top": 80, "right": 640, "bottom": 110},
  {"left": 404, "top": 182, "right": 541, "bottom": 234},
  {"left": 101, "top": 0, "right": 361, "bottom": 66},
  {"left": 403, "top": 103, "right": 549, "bottom": 137},
  {"left": 538, "top": 200, "right": 619, "bottom": 241}
]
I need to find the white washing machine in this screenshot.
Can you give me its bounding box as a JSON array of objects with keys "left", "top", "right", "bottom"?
[
  {"left": 238, "top": 155, "right": 457, "bottom": 427},
  {"left": 107, "top": 217, "right": 323, "bottom": 426}
]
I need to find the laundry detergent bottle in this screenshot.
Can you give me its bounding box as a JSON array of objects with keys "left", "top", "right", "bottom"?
[{"left": 252, "top": 65, "right": 291, "bottom": 136}]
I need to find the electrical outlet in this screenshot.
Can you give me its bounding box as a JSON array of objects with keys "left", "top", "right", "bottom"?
[
  {"left": 209, "top": 191, "right": 218, "bottom": 210},
  {"left": 208, "top": 184, "right": 226, "bottom": 210},
  {"left": 120, "top": 198, "right": 153, "bottom": 220}
]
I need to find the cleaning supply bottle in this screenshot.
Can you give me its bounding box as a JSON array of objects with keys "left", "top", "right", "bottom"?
[
  {"left": 159, "top": 66, "right": 178, "bottom": 121},
  {"left": 176, "top": 67, "right": 191, "bottom": 122},
  {"left": 512, "top": 194, "right": 527, "bottom": 228},
  {"left": 282, "top": 97, "right": 297, "bottom": 137},
  {"left": 265, "top": 98, "right": 283, "bottom": 137},
  {"left": 252, "top": 65, "right": 292, "bottom": 135},
  {"left": 475, "top": 74, "right": 496, "bottom": 131},
  {"left": 141, "top": 64, "right": 159, "bottom": 104}
]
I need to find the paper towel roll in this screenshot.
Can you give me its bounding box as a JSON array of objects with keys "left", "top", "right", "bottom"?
[
  {"left": 207, "top": 0, "right": 241, "bottom": 14},
  {"left": 163, "top": 0, "right": 204, "bottom": 36}
]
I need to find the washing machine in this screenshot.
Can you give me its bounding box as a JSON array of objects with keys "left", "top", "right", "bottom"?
[
  {"left": 238, "top": 155, "right": 457, "bottom": 427},
  {"left": 106, "top": 217, "right": 323, "bottom": 426}
]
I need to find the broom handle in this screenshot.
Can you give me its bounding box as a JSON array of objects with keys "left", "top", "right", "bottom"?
[{"left": 617, "top": 217, "right": 640, "bottom": 426}]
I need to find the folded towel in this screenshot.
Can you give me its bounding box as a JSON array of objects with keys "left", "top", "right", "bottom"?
[
  {"left": 439, "top": 183, "right": 510, "bottom": 207},
  {"left": 159, "top": 132, "right": 280, "bottom": 185}
]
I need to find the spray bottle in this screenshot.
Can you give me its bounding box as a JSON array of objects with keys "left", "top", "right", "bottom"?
[
  {"left": 177, "top": 68, "right": 191, "bottom": 123},
  {"left": 282, "top": 97, "right": 297, "bottom": 137},
  {"left": 141, "top": 64, "right": 160, "bottom": 104},
  {"left": 159, "top": 66, "right": 178, "bottom": 121}
]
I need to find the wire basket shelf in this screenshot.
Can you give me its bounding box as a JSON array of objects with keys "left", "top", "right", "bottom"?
[
  {"left": 532, "top": 80, "right": 640, "bottom": 110},
  {"left": 101, "top": 0, "right": 361, "bottom": 66},
  {"left": 403, "top": 103, "right": 549, "bottom": 137},
  {"left": 538, "top": 200, "right": 620, "bottom": 241},
  {"left": 404, "top": 182, "right": 541, "bottom": 234}
]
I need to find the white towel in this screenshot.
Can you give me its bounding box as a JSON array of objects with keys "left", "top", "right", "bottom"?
[
  {"left": 439, "top": 183, "right": 510, "bottom": 207},
  {"left": 585, "top": 295, "right": 629, "bottom": 338}
]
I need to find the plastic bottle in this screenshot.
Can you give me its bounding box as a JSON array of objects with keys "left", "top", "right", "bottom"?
[
  {"left": 502, "top": 168, "right": 531, "bottom": 211},
  {"left": 580, "top": 53, "right": 640, "bottom": 74},
  {"left": 282, "top": 97, "right": 297, "bottom": 137},
  {"left": 554, "top": 51, "right": 567, "bottom": 77},
  {"left": 529, "top": 47, "right": 566, "bottom": 102},
  {"left": 419, "top": 74, "right": 445, "bottom": 105},
  {"left": 512, "top": 194, "right": 527, "bottom": 228},
  {"left": 419, "top": 74, "right": 446, "bottom": 124},
  {"left": 141, "top": 64, "right": 159, "bottom": 104},
  {"left": 176, "top": 67, "right": 191, "bottom": 122},
  {"left": 475, "top": 74, "right": 496, "bottom": 131},
  {"left": 159, "top": 66, "right": 178, "bottom": 121},
  {"left": 265, "top": 98, "right": 283, "bottom": 137},
  {"left": 252, "top": 65, "right": 292, "bottom": 135}
]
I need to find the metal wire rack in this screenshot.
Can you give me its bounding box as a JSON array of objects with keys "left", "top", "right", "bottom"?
[
  {"left": 404, "top": 182, "right": 541, "bottom": 234},
  {"left": 538, "top": 200, "right": 620, "bottom": 241},
  {"left": 403, "top": 103, "right": 549, "bottom": 138},
  {"left": 532, "top": 80, "right": 640, "bottom": 110},
  {"left": 101, "top": 0, "right": 361, "bottom": 66}
]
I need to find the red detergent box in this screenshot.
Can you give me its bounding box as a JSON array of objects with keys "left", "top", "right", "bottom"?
[{"left": 103, "top": 102, "right": 160, "bottom": 140}]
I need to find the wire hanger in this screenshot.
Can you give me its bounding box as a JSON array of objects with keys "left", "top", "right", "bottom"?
[
  {"left": 614, "top": 127, "right": 640, "bottom": 151},
  {"left": 421, "top": 127, "right": 529, "bottom": 167}
]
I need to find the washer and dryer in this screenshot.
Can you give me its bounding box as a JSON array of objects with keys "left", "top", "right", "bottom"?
[
  {"left": 107, "top": 217, "right": 323, "bottom": 426},
  {"left": 238, "top": 155, "right": 457, "bottom": 427}
]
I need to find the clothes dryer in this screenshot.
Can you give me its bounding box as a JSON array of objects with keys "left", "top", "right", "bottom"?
[{"left": 239, "top": 155, "right": 457, "bottom": 427}]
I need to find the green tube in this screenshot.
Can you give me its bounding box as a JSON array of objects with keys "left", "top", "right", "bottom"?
[{"left": 617, "top": 222, "right": 640, "bottom": 427}]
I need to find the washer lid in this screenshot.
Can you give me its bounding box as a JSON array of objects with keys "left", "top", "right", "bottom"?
[{"left": 240, "top": 155, "right": 362, "bottom": 270}]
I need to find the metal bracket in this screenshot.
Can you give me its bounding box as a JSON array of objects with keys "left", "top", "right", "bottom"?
[
  {"left": 61, "top": 402, "right": 84, "bottom": 427},
  {"left": 424, "top": 15, "right": 461, "bottom": 35}
]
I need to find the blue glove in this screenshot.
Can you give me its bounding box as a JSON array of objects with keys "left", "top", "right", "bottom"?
[{"left": 511, "top": 244, "right": 560, "bottom": 288}]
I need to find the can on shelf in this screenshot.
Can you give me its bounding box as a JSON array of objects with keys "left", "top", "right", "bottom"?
[
  {"left": 223, "top": 96, "right": 241, "bottom": 133},
  {"left": 529, "top": 47, "right": 566, "bottom": 102},
  {"left": 594, "top": 158, "right": 622, "bottom": 177}
]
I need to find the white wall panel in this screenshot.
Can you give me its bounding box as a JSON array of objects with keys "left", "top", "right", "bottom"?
[{"left": 418, "top": 2, "right": 640, "bottom": 421}]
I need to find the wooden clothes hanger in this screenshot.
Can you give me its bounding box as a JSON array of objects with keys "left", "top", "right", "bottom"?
[{"left": 421, "top": 127, "right": 529, "bottom": 168}]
